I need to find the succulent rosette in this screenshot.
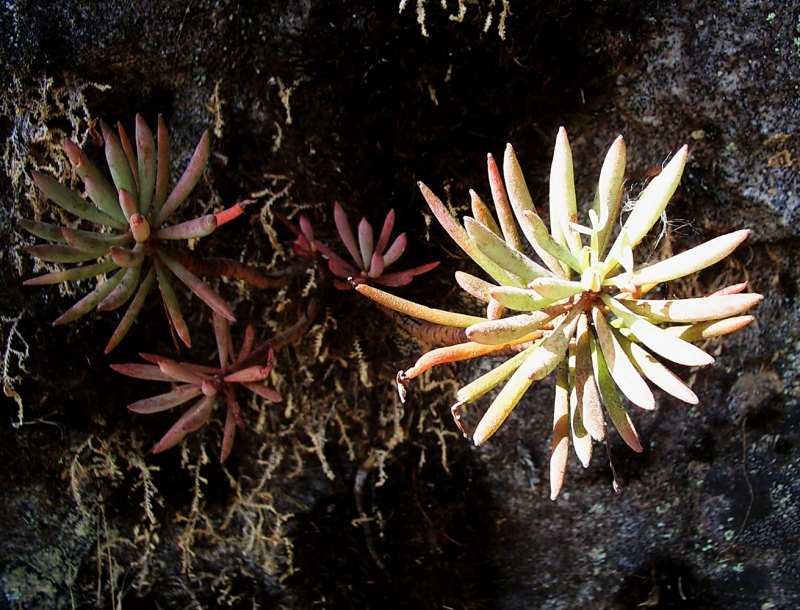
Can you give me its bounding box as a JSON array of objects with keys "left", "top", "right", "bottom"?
[
  {"left": 112, "top": 313, "right": 282, "bottom": 463},
  {"left": 21, "top": 115, "right": 243, "bottom": 352},
  {"left": 357, "top": 128, "right": 762, "bottom": 498},
  {"left": 312, "top": 202, "right": 440, "bottom": 290}
]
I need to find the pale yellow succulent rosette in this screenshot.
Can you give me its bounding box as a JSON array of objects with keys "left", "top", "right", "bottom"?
[{"left": 357, "top": 128, "right": 761, "bottom": 499}]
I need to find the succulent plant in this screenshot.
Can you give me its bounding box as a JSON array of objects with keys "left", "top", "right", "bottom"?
[
  {"left": 296, "top": 202, "right": 439, "bottom": 290},
  {"left": 356, "top": 128, "right": 762, "bottom": 498},
  {"left": 112, "top": 313, "right": 282, "bottom": 463},
  {"left": 21, "top": 115, "right": 244, "bottom": 352}
]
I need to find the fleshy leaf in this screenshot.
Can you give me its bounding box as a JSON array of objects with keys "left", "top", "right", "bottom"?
[
  {"left": 589, "top": 332, "right": 643, "bottom": 452},
  {"left": 153, "top": 130, "right": 211, "bottom": 227},
  {"left": 604, "top": 145, "right": 688, "bottom": 270},
  {"left": 603, "top": 295, "right": 714, "bottom": 367},
  {"left": 464, "top": 216, "right": 552, "bottom": 281},
  {"left": 575, "top": 313, "right": 606, "bottom": 440},
  {"left": 486, "top": 153, "right": 523, "bottom": 250},
  {"left": 465, "top": 308, "right": 561, "bottom": 345},
  {"left": 611, "top": 230, "right": 751, "bottom": 288},
  {"left": 355, "top": 283, "right": 485, "bottom": 327},
  {"left": 592, "top": 308, "right": 655, "bottom": 410},
  {"left": 128, "top": 384, "right": 203, "bottom": 414},
  {"left": 592, "top": 134, "right": 626, "bottom": 256},
  {"left": 152, "top": 394, "right": 215, "bottom": 454},
  {"left": 550, "top": 362, "right": 571, "bottom": 500}
]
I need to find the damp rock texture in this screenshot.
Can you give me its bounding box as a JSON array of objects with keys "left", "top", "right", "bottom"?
[{"left": 1, "top": 1, "right": 798, "bottom": 608}]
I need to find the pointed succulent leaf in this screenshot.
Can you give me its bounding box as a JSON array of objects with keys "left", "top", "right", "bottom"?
[
  {"left": 128, "top": 384, "right": 204, "bottom": 414},
  {"left": 357, "top": 217, "right": 374, "bottom": 270},
  {"left": 592, "top": 308, "right": 655, "bottom": 410},
  {"left": 665, "top": 315, "right": 755, "bottom": 342},
  {"left": 569, "top": 384, "right": 593, "bottom": 468},
  {"left": 502, "top": 144, "right": 566, "bottom": 277},
  {"left": 23, "top": 260, "right": 117, "bottom": 286},
  {"left": 464, "top": 216, "right": 552, "bottom": 281},
  {"left": 236, "top": 325, "right": 256, "bottom": 366},
  {"left": 224, "top": 364, "right": 272, "bottom": 383},
  {"left": 104, "top": 266, "right": 157, "bottom": 353},
  {"left": 355, "top": 283, "right": 485, "bottom": 327},
  {"left": 370, "top": 269, "right": 416, "bottom": 287},
  {"left": 605, "top": 145, "right": 688, "bottom": 269},
  {"left": 135, "top": 114, "right": 157, "bottom": 214},
  {"left": 550, "top": 362, "right": 571, "bottom": 500},
  {"left": 374, "top": 209, "right": 395, "bottom": 255},
  {"left": 592, "top": 135, "right": 626, "bottom": 256},
  {"left": 110, "top": 244, "right": 145, "bottom": 268},
  {"left": 520, "top": 210, "right": 583, "bottom": 274},
  {"left": 490, "top": 285, "right": 562, "bottom": 312},
  {"left": 367, "top": 251, "right": 385, "bottom": 278},
  {"left": 158, "top": 248, "right": 236, "bottom": 322},
  {"left": 220, "top": 391, "right": 239, "bottom": 463},
  {"left": 213, "top": 314, "right": 232, "bottom": 370},
  {"left": 528, "top": 277, "right": 583, "bottom": 301},
  {"left": 602, "top": 294, "right": 714, "bottom": 367},
  {"left": 454, "top": 343, "right": 538, "bottom": 407},
  {"left": 327, "top": 253, "right": 360, "bottom": 279},
  {"left": 242, "top": 382, "right": 283, "bottom": 402},
  {"left": 25, "top": 244, "right": 101, "bottom": 263},
  {"left": 403, "top": 341, "right": 523, "bottom": 381},
  {"left": 152, "top": 394, "right": 216, "bottom": 454},
  {"left": 619, "top": 293, "right": 763, "bottom": 323},
  {"left": 612, "top": 230, "right": 751, "bottom": 287},
  {"left": 465, "top": 308, "right": 561, "bottom": 345},
  {"left": 116, "top": 188, "right": 140, "bottom": 222},
  {"left": 382, "top": 232, "right": 407, "bottom": 267},
  {"left": 81, "top": 175, "right": 125, "bottom": 225},
  {"left": 110, "top": 362, "right": 174, "bottom": 382},
  {"left": 455, "top": 271, "right": 495, "bottom": 303},
  {"left": 19, "top": 219, "right": 67, "bottom": 243},
  {"left": 154, "top": 214, "right": 217, "bottom": 240},
  {"left": 116, "top": 122, "right": 140, "bottom": 194},
  {"left": 487, "top": 153, "right": 523, "bottom": 250},
  {"left": 708, "top": 282, "right": 748, "bottom": 296},
  {"left": 53, "top": 270, "right": 125, "bottom": 325},
  {"left": 589, "top": 332, "right": 643, "bottom": 452},
  {"left": 333, "top": 202, "right": 363, "bottom": 268},
  {"left": 97, "top": 264, "right": 141, "bottom": 312},
  {"left": 549, "top": 127, "right": 583, "bottom": 257},
  {"left": 575, "top": 313, "right": 606, "bottom": 440},
  {"left": 470, "top": 190, "right": 503, "bottom": 238},
  {"left": 153, "top": 130, "right": 211, "bottom": 227},
  {"left": 64, "top": 141, "right": 127, "bottom": 224},
  {"left": 154, "top": 259, "right": 192, "bottom": 347},
  {"left": 157, "top": 359, "right": 209, "bottom": 385},
  {"left": 60, "top": 227, "right": 118, "bottom": 256},
  {"left": 153, "top": 115, "right": 171, "bottom": 210},
  {"left": 31, "top": 171, "right": 126, "bottom": 229},
  {"left": 101, "top": 120, "right": 138, "bottom": 201},
  {"left": 618, "top": 334, "right": 699, "bottom": 405}
]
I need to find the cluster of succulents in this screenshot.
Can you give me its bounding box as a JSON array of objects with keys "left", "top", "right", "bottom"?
[
  {"left": 21, "top": 115, "right": 242, "bottom": 352},
  {"left": 21, "top": 115, "right": 761, "bottom": 494},
  {"left": 293, "top": 202, "right": 439, "bottom": 289},
  {"left": 357, "top": 128, "right": 761, "bottom": 498},
  {"left": 20, "top": 115, "right": 289, "bottom": 460}
]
